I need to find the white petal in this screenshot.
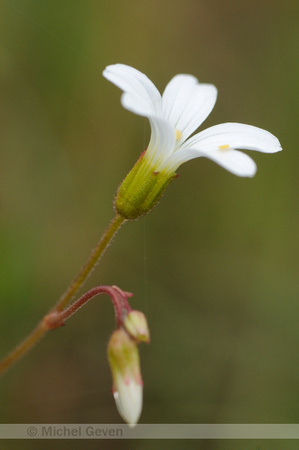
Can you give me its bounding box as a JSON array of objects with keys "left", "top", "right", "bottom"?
[
  {"left": 114, "top": 380, "right": 143, "bottom": 427},
  {"left": 146, "top": 116, "right": 176, "bottom": 170},
  {"left": 103, "top": 64, "right": 162, "bottom": 117},
  {"left": 184, "top": 122, "right": 282, "bottom": 153},
  {"left": 171, "top": 122, "right": 282, "bottom": 176},
  {"left": 199, "top": 148, "right": 257, "bottom": 177},
  {"left": 165, "top": 145, "right": 257, "bottom": 176},
  {"left": 162, "top": 74, "right": 217, "bottom": 142}
]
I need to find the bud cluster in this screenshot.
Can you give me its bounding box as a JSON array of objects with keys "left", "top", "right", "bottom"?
[{"left": 107, "top": 293, "right": 150, "bottom": 426}]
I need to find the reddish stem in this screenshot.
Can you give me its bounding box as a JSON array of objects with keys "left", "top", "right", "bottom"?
[{"left": 44, "top": 286, "right": 133, "bottom": 330}]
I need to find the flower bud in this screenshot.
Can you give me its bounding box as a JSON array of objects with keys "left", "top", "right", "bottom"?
[
  {"left": 107, "top": 328, "right": 143, "bottom": 427},
  {"left": 123, "top": 310, "right": 150, "bottom": 343}
]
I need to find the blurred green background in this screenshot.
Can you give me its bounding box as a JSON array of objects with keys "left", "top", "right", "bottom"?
[{"left": 0, "top": 0, "right": 298, "bottom": 449}]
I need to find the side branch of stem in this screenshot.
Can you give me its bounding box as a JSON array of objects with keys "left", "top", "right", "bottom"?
[{"left": 0, "top": 213, "right": 126, "bottom": 377}]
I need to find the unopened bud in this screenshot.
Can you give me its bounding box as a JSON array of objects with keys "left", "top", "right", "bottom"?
[
  {"left": 107, "top": 328, "right": 143, "bottom": 427},
  {"left": 123, "top": 310, "right": 150, "bottom": 343}
]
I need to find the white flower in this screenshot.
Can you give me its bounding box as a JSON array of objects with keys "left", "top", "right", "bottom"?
[{"left": 103, "top": 63, "right": 282, "bottom": 178}]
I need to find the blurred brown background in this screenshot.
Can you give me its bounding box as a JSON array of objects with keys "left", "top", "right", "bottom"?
[{"left": 0, "top": 0, "right": 298, "bottom": 449}]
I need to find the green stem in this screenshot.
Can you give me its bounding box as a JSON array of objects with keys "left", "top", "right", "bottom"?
[
  {"left": 0, "top": 213, "right": 126, "bottom": 377},
  {"left": 53, "top": 213, "right": 126, "bottom": 312}
]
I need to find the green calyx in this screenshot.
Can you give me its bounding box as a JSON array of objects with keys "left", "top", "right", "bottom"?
[
  {"left": 108, "top": 328, "right": 140, "bottom": 377},
  {"left": 115, "top": 152, "right": 177, "bottom": 220}
]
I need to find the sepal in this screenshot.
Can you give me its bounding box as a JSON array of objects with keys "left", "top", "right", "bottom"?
[{"left": 115, "top": 152, "right": 176, "bottom": 220}]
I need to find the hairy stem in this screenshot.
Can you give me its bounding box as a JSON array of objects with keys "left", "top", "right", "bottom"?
[
  {"left": 44, "top": 285, "right": 132, "bottom": 329},
  {"left": 0, "top": 213, "right": 126, "bottom": 377}
]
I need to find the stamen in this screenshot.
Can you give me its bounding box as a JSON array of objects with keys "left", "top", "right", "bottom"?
[
  {"left": 175, "top": 129, "right": 182, "bottom": 141},
  {"left": 218, "top": 144, "right": 230, "bottom": 152}
]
